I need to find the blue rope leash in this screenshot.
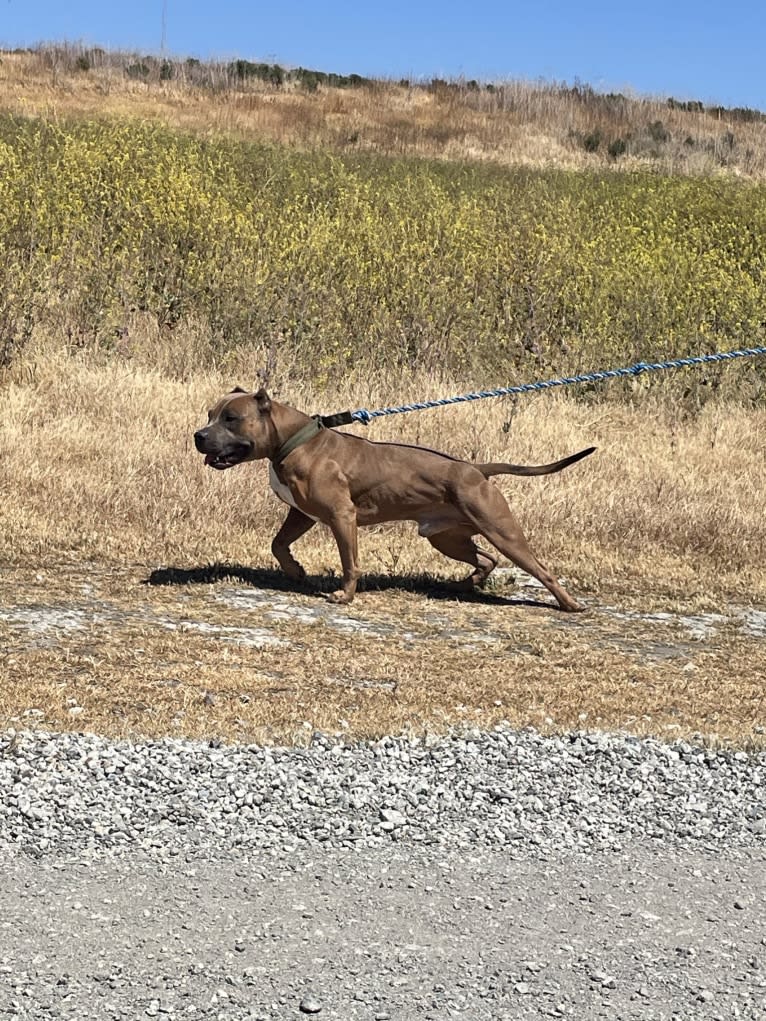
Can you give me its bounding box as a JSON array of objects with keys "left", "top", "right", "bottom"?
[{"left": 349, "top": 345, "right": 766, "bottom": 425}]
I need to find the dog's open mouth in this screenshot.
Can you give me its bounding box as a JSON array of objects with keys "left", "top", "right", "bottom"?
[{"left": 203, "top": 453, "right": 243, "bottom": 470}]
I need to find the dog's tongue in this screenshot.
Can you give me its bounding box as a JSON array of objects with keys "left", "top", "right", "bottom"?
[{"left": 204, "top": 454, "right": 215, "bottom": 466}]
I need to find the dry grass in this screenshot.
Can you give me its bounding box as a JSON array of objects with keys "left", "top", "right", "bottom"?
[
  {"left": 1, "top": 563, "right": 764, "bottom": 749},
  {"left": 2, "top": 47, "right": 766, "bottom": 177},
  {"left": 1, "top": 331, "right": 765, "bottom": 746},
  {"left": 2, "top": 331, "right": 765, "bottom": 596}
]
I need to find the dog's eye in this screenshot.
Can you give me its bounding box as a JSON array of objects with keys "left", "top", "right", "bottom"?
[{"left": 224, "top": 412, "right": 239, "bottom": 424}]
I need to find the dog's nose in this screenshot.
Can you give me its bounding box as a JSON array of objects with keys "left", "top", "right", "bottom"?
[{"left": 194, "top": 429, "right": 208, "bottom": 451}]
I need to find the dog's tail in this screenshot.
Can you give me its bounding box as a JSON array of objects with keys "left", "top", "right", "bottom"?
[{"left": 476, "top": 445, "right": 596, "bottom": 478}]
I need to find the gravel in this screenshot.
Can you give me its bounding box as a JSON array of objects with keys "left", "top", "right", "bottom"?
[
  {"left": 2, "top": 725, "right": 765, "bottom": 1019},
  {"left": 0, "top": 725, "right": 764, "bottom": 859}
]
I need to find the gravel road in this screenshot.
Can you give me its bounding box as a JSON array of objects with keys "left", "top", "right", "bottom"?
[{"left": 1, "top": 726, "right": 765, "bottom": 1019}]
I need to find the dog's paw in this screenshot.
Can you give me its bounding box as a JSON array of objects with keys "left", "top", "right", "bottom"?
[
  {"left": 560, "top": 601, "right": 586, "bottom": 613},
  {"left": 326, "top": 590, "right": 352, "bottom": 605}
]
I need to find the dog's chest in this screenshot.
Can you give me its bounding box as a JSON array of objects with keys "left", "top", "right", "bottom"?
[{"left": 268, "top": 464, "right": 319, "bottom": 521}]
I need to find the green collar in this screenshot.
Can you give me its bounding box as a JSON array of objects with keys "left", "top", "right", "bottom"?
[{"left": 271, "top": 416, "right": 324, "bottom": 466}]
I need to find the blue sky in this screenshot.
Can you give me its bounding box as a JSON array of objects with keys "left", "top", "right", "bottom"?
[{"left": 2, "top": 1, "right": 765, "bottom": 110}]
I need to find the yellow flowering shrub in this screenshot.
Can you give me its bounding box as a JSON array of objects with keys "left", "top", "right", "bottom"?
[{"left": 0, "top": 114, "right": 764, "bottom": 395}]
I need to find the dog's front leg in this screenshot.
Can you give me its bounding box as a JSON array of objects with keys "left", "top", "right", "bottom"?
[
  {"left": 271, "top": 507, "right": 316, "bottom": 582},
  {"left": 326, "top": 506, "right": 361, "bottom": 604}
]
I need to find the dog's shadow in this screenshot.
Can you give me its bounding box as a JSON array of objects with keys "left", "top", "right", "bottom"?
[{"left": 143, "top": 562, "right": 557, "bottom": 609}]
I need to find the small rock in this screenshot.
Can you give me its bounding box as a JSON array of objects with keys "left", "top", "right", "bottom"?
[
  {"left": 379, "top": 808, "right": 406, "bottom": 828},
  {"left": 299, "top": 997, "right": 322, "bottom": 1014}
]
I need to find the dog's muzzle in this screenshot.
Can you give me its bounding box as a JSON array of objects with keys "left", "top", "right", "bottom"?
[{"left": 194, "top": 428, "right": 252, "bottom": 471}]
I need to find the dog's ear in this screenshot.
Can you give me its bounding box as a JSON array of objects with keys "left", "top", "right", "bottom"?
[
  {"left": 229, "top": 386, "right": 248, "bottom": 394},
  {"left": 253, "top": 388, "right": 271, "bottom": 414}
]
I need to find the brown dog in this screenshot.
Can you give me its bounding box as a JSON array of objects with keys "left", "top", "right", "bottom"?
[{"left": 194, "top": 388, "right": 595, "bottom": 611}]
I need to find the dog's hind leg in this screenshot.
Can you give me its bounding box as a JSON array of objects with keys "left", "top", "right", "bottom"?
[
  {"left": 460, "top": 482, "right": 584, "bottom": 612},
  {"left": 272, "top": 507, "right": 316, "bottom": 582},
  {"left": 426, "top": 527, "right": 498, "bottom": 591}
]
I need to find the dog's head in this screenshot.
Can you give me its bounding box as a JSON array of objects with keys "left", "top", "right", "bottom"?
[{"left": 194, "top": 387, "right": 274, "bottom": 470}]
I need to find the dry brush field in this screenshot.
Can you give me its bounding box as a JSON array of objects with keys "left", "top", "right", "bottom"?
[{"left": 4, "top": 45, "right": 766, "bottom": 177}]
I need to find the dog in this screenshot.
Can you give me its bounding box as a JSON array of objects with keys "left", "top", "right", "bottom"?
[{"left": 194, "top": 388, "right": 595, "bottom": 611}]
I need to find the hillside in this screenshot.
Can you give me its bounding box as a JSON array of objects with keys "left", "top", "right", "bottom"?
[{"left": 2, "top": 43, "right": 766, "bottom": 178}]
